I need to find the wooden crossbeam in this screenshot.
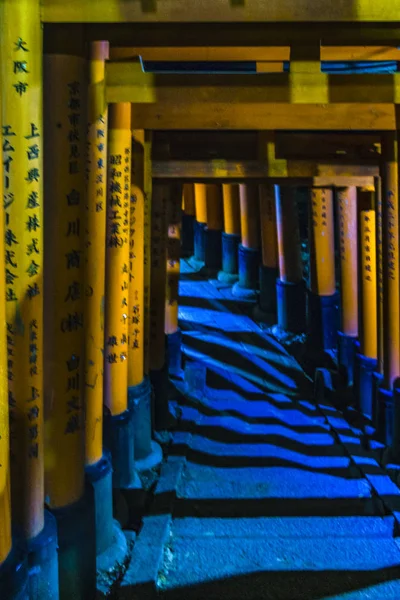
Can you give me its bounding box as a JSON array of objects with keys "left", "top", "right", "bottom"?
[
  {"left": 110, "top": 45, "right": 400, "bottom": 63},
  {"left": 152, "top": 159, "right": 378, "bottom": 181},
  {"left": 105, "top": 62, "right": 400, "bottom": 104},
  {"left": 42, "top": 0, "right": 400, "bottom": 24}
]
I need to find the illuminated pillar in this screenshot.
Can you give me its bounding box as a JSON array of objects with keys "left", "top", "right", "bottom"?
[
  {"left": 0, "top": 89, "right": 27, "bottom": 598},
  {"left": 204, "top": 183, "right": 223, "bottom": 274},
  {"left": 143, "top": 132, "right": 152, "bottom": 378},
  {"left": 43, "top": 38, "right": 94, "bottom": 598},
  {"left": 83, "top": 40, "right": 123, "bottom": 570},
  {"left": 355, "top": 202, "right": 378, "bottom": 419},
  {"left": 375, "top": 176, "right": 384, "bottom": 377},
  {"left": 166, "top": 183, "right": 184, "bottom": 377},
  {"left": 255, "top": 183, "right": 279, "bottom": 320},
  {"left": 275, "top": 185, "right": 306, "bottom": 333},
  {"left": 1, "top": 2, "right": 57, "bottom": 598},
  {"left": 336, "top": 187, "right": 358, "bottom": 385},
  {"left": 150, "top": 183, "right": 171, "bottom": 431},
  {"left": 218, "top": 183, "right": 241, "bottom": 284},
  {"left": 307, "top": 187, "right": 338, "bottom": 351},
  {"left": 192, "top": 183, "right": 207, "bottom": 266},
  {"left": 377, "top": 133, "right": 400, "bottom": 446},
  {"left": 181, "top": 183, "right": 195, "bottom": 258},
  {"left": 128, "top": 130, "right": 162, "bottom": 473},
  {"left": 232, "top": 183, "right": 261, "bottom": 299},
  {"left": 103, "top": 103, "right": 140, "bottom": 493}
]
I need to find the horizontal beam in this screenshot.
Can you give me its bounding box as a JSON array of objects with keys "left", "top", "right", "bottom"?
[
  {"left": 111, "top": 45, "right": 400, "bottom": 62},
  {"left": 152, "top": 159, "right": 378, "bottom": 181},
  {"left": 131, "top": 103, "right": 395, "bottom": 131},
  {"left": 105, "top": 63, "right": 400, "bottom": 104},
  {"left": 42, "top": 0, "right": 400, "bottom": 23}
]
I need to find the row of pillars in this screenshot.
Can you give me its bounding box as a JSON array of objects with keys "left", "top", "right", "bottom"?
[
  {"left": 0, "top": 15, "right": 186, "bottom": 600},
  {"left": 180, "top": 166, "right": 397, "bottom": 451}
]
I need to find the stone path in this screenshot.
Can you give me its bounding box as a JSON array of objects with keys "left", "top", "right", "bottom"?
[{"left": 119, "top": 264, "right": 400, "bottom": 599}]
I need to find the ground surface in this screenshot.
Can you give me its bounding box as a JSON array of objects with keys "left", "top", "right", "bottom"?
[{"left": 118, "top": 261, "right": 400, "bottom": 600}]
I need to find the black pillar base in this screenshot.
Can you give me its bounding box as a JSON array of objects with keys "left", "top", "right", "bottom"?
[
  {"left": 193, "top": 221, "right": 206, "bottom": 263},
  {"left": 217, "top": 232, "right": 240, "bottom": 284},
  {"left": 372, "top": 371, "right": 384, "bottom": 431},
  {"left": 307, "top": 290, "right": 339, "bottom": 351},
  {"left": 376, "top": 386, "right": 394, "bottom": 447},
  {"left": 0, "top": 539, "right": 29, "bottom": 600},
  {"left": 85, "top": 454, "right": 114, "bottom": 557},
  {"left": 104, "top": 408, "right": 140, "bottom": 490},
  {"left": 337, "top": 331, "right": 357, "bottom": 387},
  {"left": 28, "top": 510, "right": 58, "bottom": 600},
  {"left": 354, "top": 351, "right": 378, "bottom": 420},
  {"left": 232, "top": 244, "right": 260, "bottom": 299},
  {"left": 129, "top": 377, "right": 152, "bottom": 461},
  {"left": 181, "top": 213, "right": 194, "bottom": 257},
  {"left": 204, "top": 228, "right": 222, "bottom": 274},
  {"left": 150, "top": 361, "right": 174, "bottom": 431},
  {"left": 51, "top": 486, "right": 97, "bottom": 600},
  {"left": 276, "top": 278, "right": 306, "bottom": 334},
  {"left": 167, "top": 328, "right": 183, "bottom": 378},
  {"left": 259, "top": 265, "right": 278, "bottom": 315}
]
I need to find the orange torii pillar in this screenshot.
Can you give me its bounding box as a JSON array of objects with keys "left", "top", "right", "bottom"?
[
  {"left": 128, "top": 130, "right": 162, "bottom": 472},
  {"left": 254, "top": 183, "right": 279, "bottom": 320},
  {"left": 377, "top": 133, "right": 400, "bottom": 448},
  {"left": 274, "top": 186, "right": 306, "bottom": 333},
  {"left": 103, "top": 104, "right": 141, "bottom": 493},
  {"left": 150, "top": 183, "right": 173, "bottom": 431},
  {"left": 354, "top": 191, "right": 378, "bottom": 420},
  {"left": 43, "top": 37, "right": 95, "bottom": 599},
  {"left": 181, "top": 183, "right": 195, "bottom": 258},
  {"left": 232, "top": 184, "right": 261, "bottom": 299},
  {"left": 218, "top": 183, "right": 241, "bottom": 284},
  {"left": 336, "top": 187, "right": 358, "bottom": 385},
  {"left": 192, "top": 183, "right": 207, "bottom": 266},
  {"left": 166, "top": 183, "right": 184, "bottom": 377},
  {"left": 307, "top": 187, "right": 339, "bottom": 350},
  {"left": 204, "top": 184, "right": 223, "bottom": 274},
  {"left": 1, "top": 3, "right": 58, "bottom": 599},
  {"left": 84, "top": 41, "right": 127, "bottom": 574},
  {"left": 0, "top": 61, "right": 30, "bottom": 599}
]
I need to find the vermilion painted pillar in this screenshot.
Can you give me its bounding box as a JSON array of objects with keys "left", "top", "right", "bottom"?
[
  {"left": 336, "top": 187, "right": 358, "bottom": 385},
  {"left": 307, "top": 187, "right": 339, "bottom": 351},
  {"left": 192, "top": 183, "right": 207, "bottom": 266},
  {"left": 128, "top": 130, "right": 162, "bottom": 473},
  {"left": 255, "top": 183, "right": 279, "bottom": 320},
  {"left": 204, "top": 183, "right": 223, "bottom": 274},
  {"left": 181, "top": 183, "right": 195, "bottom": 258},
  {"left": 218, "top": 183, "right": 241, "bottom": 284},
  {"left": 274, "top": 186, "right": 306, "bottom": 333},
  {"left": 232, "top": 183, "right": 261, "bottom": 299},
  {"left": 378, "top": 133, "right": 400, "bottom": 447},
  {"left": 44, "top": 36, "right": 92, "bottom": 599}
]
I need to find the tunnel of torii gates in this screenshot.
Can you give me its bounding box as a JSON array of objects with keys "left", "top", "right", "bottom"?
[{"left": 3, "top": 0, "right": 400, "bottom": 598}]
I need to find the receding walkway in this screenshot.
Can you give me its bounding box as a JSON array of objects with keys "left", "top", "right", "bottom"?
[{"left": 119, "top": 262, "right": 400, "bottom": 600}]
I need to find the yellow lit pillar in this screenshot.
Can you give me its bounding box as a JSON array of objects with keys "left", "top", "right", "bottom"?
[
  {"left": 0, "top": 106, "right": 12, "bottom": 572},
  {"left": 308, "top": 187, "right": 338, "bottom": 350},
  {"left": 128, "top": 130, "right": 162, "bottom": 471},
  {"left": 143, "top": 132, "right": 152, "bottom": 378},
  {"left": 375, "top": 176, "right": 384, "bottom": 377},
  {"left": 378, "top": 133, "right": 400, "bottom": 446},
  {"left": 166, "top": 183, "right": 183, "bottom": 377},
  {"left": 181, "top": 183, "right": 195, "bottom": 257},
  {"left": 355, "top": 206, "right": 378, "bottom": 419},
  {"left": 218, "top": 184, "right": 241, "bottom": 283},
  {"left": 44, "top": 36, "right": 95, "bottom": 599},
  {"left": 83, "top": 40, "right": 119, "bottom": 562},
  {"left": 150, "top": 183, "right": 171, "bottom": 431},
  {"left": 275, "top": 185, "right": 306, "bottom": 333},
  {"left": 104, "top": 103, "right": 139, "bottom": 491},
  {"left": 256, "top": 183, "right": 279, "bottom": 317},
  {"left": 193, "top": 183, "right": 207, "bottom": 264},
  {"left": 233, "top": 183, "right": 261, "bottom": 298},
  {"left": 336, "top": 187, "right": 358, "bottom": 385}
]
